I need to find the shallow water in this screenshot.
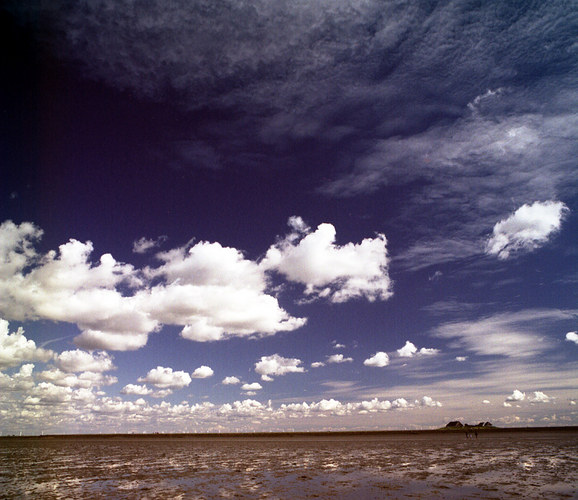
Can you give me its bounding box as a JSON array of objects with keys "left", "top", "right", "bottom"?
[{"left": 1, "top": 430, "right": 576, "bottom": 499}]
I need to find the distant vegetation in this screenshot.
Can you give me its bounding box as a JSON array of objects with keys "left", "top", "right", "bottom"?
[{"left": 444, "top": 421, "right": 495, "bottom": 429}]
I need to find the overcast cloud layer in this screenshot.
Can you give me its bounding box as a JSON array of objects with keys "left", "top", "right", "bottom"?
[{"left": 1, "top": 1, "right": 576, "bottom": 434}]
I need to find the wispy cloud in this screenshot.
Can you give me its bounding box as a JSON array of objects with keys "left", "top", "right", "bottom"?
[{"left": 432, "top": 309, "right": 577, "bottom": 358}]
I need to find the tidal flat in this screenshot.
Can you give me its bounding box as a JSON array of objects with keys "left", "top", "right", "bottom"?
[{"left": 1, "top": 429, "right": 576, "bottom": 499}]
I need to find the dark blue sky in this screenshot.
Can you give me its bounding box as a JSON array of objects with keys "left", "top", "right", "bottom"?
[{"left": 1, "top": 1, "right": 576, "bottom": 434}]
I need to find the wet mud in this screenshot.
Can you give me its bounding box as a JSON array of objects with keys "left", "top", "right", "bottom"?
[{"left": 1, "top": 430, "right": 576, "bottom": 499}]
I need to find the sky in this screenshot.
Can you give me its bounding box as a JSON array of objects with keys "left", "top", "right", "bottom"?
[{"left": 0, "top": 0, "right": 576, "bottom": 435}]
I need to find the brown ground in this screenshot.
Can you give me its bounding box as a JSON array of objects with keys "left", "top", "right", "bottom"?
[{"left": 1, "top": 430, "right": 576, "bottom": 499}]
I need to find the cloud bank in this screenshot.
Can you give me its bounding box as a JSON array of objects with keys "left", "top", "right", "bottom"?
[{"left": 0, "top": 218, "right": 387, "bottom": 350}]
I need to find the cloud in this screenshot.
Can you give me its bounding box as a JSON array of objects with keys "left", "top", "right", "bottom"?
[
  {"left": 311, "top": 362, "right": 325, "bottom": 368},
  {"left": 486, "top": 201, "right": 569, "bottom": 259},
  {"left": 419, "top": 396, "right": 442, "bottom": 408},
  {"left": 0, "top": 319, "right": 54, "bottom": 370},
  {"left": 529, "top": 391, "right": 553, "bottom": 404},
  {"left": 137, "top": 366, "right": 192, "bottom": 389},
  {"left": 565, "top": 332, "right": 578, "bottom": 345},
  {"left": 363, "top": 352, "right": 389, "bottom": 367},
  {"left": 54, "top": 350, "right": 115, "bottom": 373},
  {"left": 132, "top": 236, "right": 167, "bottom": 254},
  {"left": 396, "top": 341, "right": 439, "bottom": 358},
  {"left": 433, "top": 309, "right": 575, "bottom": 357},
  {"left": 455, "top": 356, "right": 468, "bottom": 362},
  {"left": 191, "top": 366, "right": 214, "bottom": 379},
  {"left": 261, "top": 217, "right": 391, "bottom": 303},
  {"left": 326, "top": 354, "right": 353, "bottom": 364},
  {"left": 326, "top": 109, "right": 578, "bottom": 270},
  {"left": 0, "top": 221, "right": 156, "bottom": 351},
  {"left": 0, "top": 364, "right": 36, "bottom": 391},
  {"left": 0, "top": 220, "right": 307, "bottom": 350},
  {"left": 222, "top": 376, "right": 240, "bottom": 385},
  {"left": 254, "top": 354, "right": 305, "bottom": 381},
  {"left": 396, "top": 341, "right": 417, "bottom": 358},
  {"left": 38, "top": 369, "right": 117, "bottom": 389},
  {"left": 120, "top": 384, "right": 153, "bottom": 395},
  {"left": 241, "top": 382, "right": 262, "bottom": 392},
  {"left": 506, "top": 389, "right": 526, "bottom": 402},
  {"left": 140, "top": 239, "right": 307, "bottom": 342}
]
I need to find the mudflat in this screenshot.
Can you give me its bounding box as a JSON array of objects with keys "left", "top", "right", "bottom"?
[{"left": 1, "top": 429, "right": 576, "bottom": 499}]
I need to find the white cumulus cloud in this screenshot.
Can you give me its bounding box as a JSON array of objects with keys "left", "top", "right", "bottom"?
[
  {"left": 241, "top": 382, "right": 262, "bottom": 392},
  {"left": 326, "top": 354, "right": 353, "bottom": 364},
  {"left": 486, "top": 201, "right": 569, "bottom": 259},
  {"left": 120, "top": 384, "right": 153, "bottom": 395},
  {"left": 529, "top": 391, "right": 553, "bottom": 403},
  {"left": 506, "top": 389, "right": 526, "bottom": 402},
  {"left": 140, "top": 240, "right": 306, "bottom": 342},
  {"left": 0, "top": 220, "right": 307, "bottom": 351},
  {"left": 54, "top": 350, "right": 115, "bottom": 373},
  {"left": 222, "top": 376, "right": 240, "bottom": 385},
  {"left": 397, "top": 341, "right": 418, "bottom": 358},
  {"left": 363, "top": 351, "right": 389, "bottom": 367},
  {"left": 138, "top": 366, "right": 192, "bottom": 389},
  {"left": 0, "top": 319, "right": 53, "bottom": 370},
  {"left": 260, "top": 216, "right": 392, "bottom": 303},
  {"left": 191, "top": 365, "right": 214, "bottom": 379},
  {"left": 254, "top": 354, "right": 305, "bottom": 380},
  {"left": 565, "top": 331, "right": 578, "bottom": 345},
  {"left": 396, "top": 341, "right": 439, "bottom": 358}
]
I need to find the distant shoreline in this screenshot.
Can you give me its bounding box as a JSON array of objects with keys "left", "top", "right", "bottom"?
[{"left": 2, "top": 426, "right": 576, "bottom": 440}]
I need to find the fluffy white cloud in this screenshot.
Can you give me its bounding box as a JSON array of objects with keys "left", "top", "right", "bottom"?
[
  {"left": 310, "top": 361, "right": 325, "bottom": 368},
  {"left": 241, "top": 382, "right": 262, "bottom": 392},
  {"left": 73, "top": 329, "right": 150, "bottom": 351},
  {"left": 39, "top": 368, "right": 117, "bottom": 389},
  {"left": 529, "top": 391, "right": 553, "bottom": 403},
  {"left": 0, "top": 221, "right": 307, "bottom": 350},
  {"left": 0, "top": 220, "right": 42, "bottom": 278},
  {"left": 397, "top": 341, "right": 417, "bottom": 358},
  {"left": 486, "top": 201, "right": 569, "bottom": 259},
  {"left": 326, "top": 354, "right": 353, "bottom": 364},
  {"left": 565, "top": 331, "right": 578, "bottom": 345},
  {"left": 419, "top": 396, "right": 442, "bottom": 408},
  {"left": 138, "top": 366, "right": 192, "bottom": 389},
  {"left": 396, "top": 341, "right": 439, "bottom": 358},
  {"left": 456, "top": 356, "right": 468, "bottom": 362},
  {"left": 0, "top": 364, "right": 36, "bottom": 391},
  {"left": 54, "top": 350, "right": 115, "bottom": 373},
  {"left": 25, "top": 382, "right": 73, "bottom": 405},
  {"left": 260, "top": 217, "right": 392, "bottom": 303},
  {"left": 191, "top": 365, "right": 214, "bottom": 379},
  {"left": 222, "top": 376, "right": 240, "bottom": 385},
  {"left": 363, "top": 352, "right": 389, "bottom": 367},
  {"left": 506, "top": 389, "right": 526, "bottom": 402},
  {"left": 120, "top": 384, "right": 153, "bottom": 395},
  {"left": 140, "top": 239, "right": 306, "bottom": 342},
  {"left": 0, "top": 221, "right": 157, "bottom": 351},
  {"left": 254, "top": 354, "right": 305, "bottom": 380},
  {"left": 0, "top": 319, "right": 53, "bottom": 370}
]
